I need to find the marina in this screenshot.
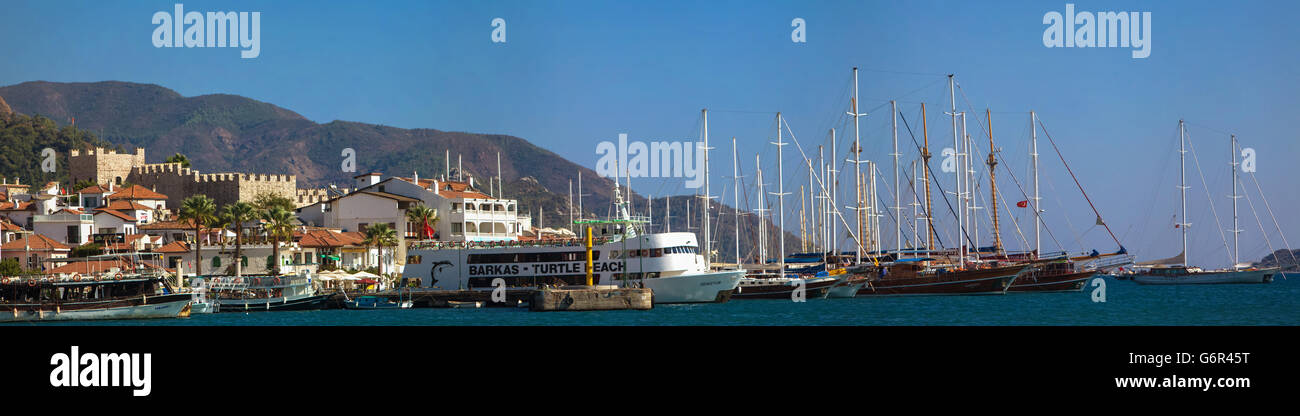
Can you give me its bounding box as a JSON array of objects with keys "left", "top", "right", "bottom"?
[{"left": 12, "top": 274, "right": 1299, "bottom": 326}]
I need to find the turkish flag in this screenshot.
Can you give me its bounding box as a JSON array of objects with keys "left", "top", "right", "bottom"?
[{"left": 1016, "top": 200, "right": 1028, "bottom": 208}]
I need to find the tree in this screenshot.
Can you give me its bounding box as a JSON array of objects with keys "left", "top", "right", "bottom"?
[
  {"left": 221, "top": 201, "right": 258, "bottom": 276},
  {"left": 262, "top": 207, "right": 296, "bottom": 276},
  {"left": 164, "top": 153, "right": 191, "bottom": 169},
  {"left": 0, "top": 258, "right": 28, "bottom": 276},
  {"left": 252, "top": 191, "right": 295, "bottom": 213},
  {"left": 178, "top": 195, "right": 216, "bottom": 276},
  {"left": 364, "top": 223, "right": 397, "bottom": 277},
  {"left": 405, "top": 204, "right": 439, "bottom": 241}
]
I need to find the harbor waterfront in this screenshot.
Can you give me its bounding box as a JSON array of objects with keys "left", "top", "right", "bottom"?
[{"left": 14, "top": 274, "right": 1298, "bottom": 326}]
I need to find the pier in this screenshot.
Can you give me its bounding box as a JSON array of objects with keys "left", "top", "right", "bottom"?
[{"left": 530, "top": 286, "right": 653, "bottom": 311}]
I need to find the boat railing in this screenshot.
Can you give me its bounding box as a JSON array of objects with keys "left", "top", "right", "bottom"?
[{"left": 408, "top": 236, "right": 621, "bottom": 251}]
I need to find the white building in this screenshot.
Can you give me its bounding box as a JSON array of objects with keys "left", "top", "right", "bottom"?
[{"left": 32, "top": 208, "right": 95, "bottom": 246}]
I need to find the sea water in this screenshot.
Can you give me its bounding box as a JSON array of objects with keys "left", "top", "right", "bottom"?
[{"left": 18, "top": 274, "right": 1300, "bottom": 326}]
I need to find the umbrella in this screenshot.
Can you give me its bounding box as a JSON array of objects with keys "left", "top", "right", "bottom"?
[
  {"left": 352, "top": 271, "right": 380, "bottom": 279},
  {"left": 357, "top": 278, "right": 378, "bottom": 285}
]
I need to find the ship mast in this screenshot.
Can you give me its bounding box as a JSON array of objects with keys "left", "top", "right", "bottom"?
[
  {"left": 701, "top": 109, "right": 712, "bottom": 268},
  {"left": 733, "top": 136, "right": 741, "bottom": 266},
  {"left": 986, "top": 109, "right": 1003, "bottom": 252},
  {"left": 1179, "top": 119, "right": 1189, "bottom": 266},
  {"left": 755, "top": 154, "right": 768, "bottom": 265},
  {"left": 774, "top": 112, "right": 789, "bottom": 275},
  {"left": 1230, "top": 134, "right": 1240, "bottom": 268},
  {"left": 830, "top": 128, "right": 838, "bottom": 259},
  {"left": 892, "top": 100, "right": 902, "bottom": 254},
  {"left": 922, "top": 103, "right": 935, "bottom": 251},
  {"left": 1031, "top": 111, "right": 1041, "bottom": 258},
  {"left": 947, "top": 75, "right": 964, "bottom": 266},
  {"left": 850, "top": 68, "right": 865, "bottom": 264}
]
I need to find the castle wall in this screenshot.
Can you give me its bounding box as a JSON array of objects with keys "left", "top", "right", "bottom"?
[{"left": 68, "top": 147, "right": 145, "bottom": 186}]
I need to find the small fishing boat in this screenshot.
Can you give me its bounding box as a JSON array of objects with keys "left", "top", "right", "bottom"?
[
  {"left": 1, "top": 275, "right": 192, "bottom": 323},
  {"left": 208, "top": 272, "right": 331, "bottom": 312},
  {"left": 345, "top": 295, "right": 414, "bottom": 309},
  {"left": 447, "top": 300, "right": 483, "bottom": 309}
]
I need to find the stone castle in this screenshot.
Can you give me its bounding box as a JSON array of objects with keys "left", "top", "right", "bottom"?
[{"left": 68, "top": 147, "right": 333, "bottom": 209}]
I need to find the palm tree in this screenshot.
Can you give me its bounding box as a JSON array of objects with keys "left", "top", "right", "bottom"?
[
  {"left": 221, "top": 201, "right": 258, "bottom": 276},
  {"left": 178, "top": 195, "right": 216, "bottom": 277},
  {"left": 210, "top": 211, "right": 233, "bottom": 258},
  {"left": 364, "top": 223, "right": 398, "bottom": 277},
  {"left": 262, "top": 207, "right": 296, "bottom": 276},
  {"left": 405, "top": 204, "right": 439, "bottom": 241}
]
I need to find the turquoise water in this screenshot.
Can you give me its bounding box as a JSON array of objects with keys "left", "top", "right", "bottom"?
[{"left": 18, "top": 274, "right": 1300, "bottom": 326}]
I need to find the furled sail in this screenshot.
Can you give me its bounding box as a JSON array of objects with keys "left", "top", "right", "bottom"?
[{"left": 1136, "top": 251, "right": 1184, "bottom": 266}]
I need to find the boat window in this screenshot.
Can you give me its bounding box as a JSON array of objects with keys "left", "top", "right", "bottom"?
[
  {"left": 408, "top": 255, "right": 422, "bottom": 264},
  {"left": 651, "top": 249, "right": 663, "bottom": 257}
]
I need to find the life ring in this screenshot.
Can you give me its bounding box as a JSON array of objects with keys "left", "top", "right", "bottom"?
[
  {"left": 28, "top": 279, "right": 37, "bottom": 287},
  {"left": 72, "top": 274, "right": 81, "bottom": 282},
  {"left": 272, "top": 277, "right": 281, "bottom": 286},
  {"left": 114, "top": 273, "right": 123, "bottom": 281},
  {"left": 234, "top": 277, "right": 243, "bottom": 285}
]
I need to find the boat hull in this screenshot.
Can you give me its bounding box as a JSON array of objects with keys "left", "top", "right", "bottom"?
[
  {"left": 216, "top": 294, "right": 333, "bottom": 312},
  {"left": 642, "top": 270, "right": 743, "bottom": 304},
  {"left": 732, "top": 276, "right": 838, "bottom": 300},
  {"left": 857, "top": 265, "right": 1027, "bottom": 296},
  {"left": 1008, "top": 270, "right": 1097, "bottom": 293},
  {"left": 1, "top": 296, "right": 192, "bottom": 323},
  {"left": 826, "top": 280, "right": 866, "bottom": 298},
  {"left": 1133, "top": 268, "right": 1277, "bottom": 285}
]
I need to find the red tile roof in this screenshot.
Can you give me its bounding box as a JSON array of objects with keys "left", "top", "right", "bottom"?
[
  {"left": 93, "top": 209, "right": 137, "bottom": 222},
  {"left": 153, "top": 240, "right": 192, "bottom": 253},
  {"left": 0, "top": 201, "right": 32, "bottom": 211},
  {"left": 0, "top": 234, "right": 71, "bottom": 251},
  {"left": 103, "top": 200, "right": 153, "bottom": 211},
  {"left": 139, "top": 218, "right": 197, "bottom": 230},
  {"left": 77, "top": 184, "right": 113, "bottom": 194},
  {"left": 106, "top": 185, "right": 167, "bottom": 201},
  {"left": 295, "top": 229, "right": 365, "bottom": 248}
]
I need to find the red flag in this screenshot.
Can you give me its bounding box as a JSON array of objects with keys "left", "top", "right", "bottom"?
[
  {"left": 423, "top": 223, "right": 435, "bottom": 239},
  {"left": 1174, "top": 224, "right": 1180, "bottom": 228},
  {"left": 1016, "top": 200, "right": 1028, "bottom": 208}
]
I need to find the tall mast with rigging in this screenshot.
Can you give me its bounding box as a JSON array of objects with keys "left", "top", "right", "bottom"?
[
  {"left": 1179, "top": 119, "right": 1189, "bottom": 266},
  {"left": 1230, "top": 134, "right": 1240, "bottom": 268},
  {"left": 1031, "top": 111, "right": 1041, "bottom": 258},
  {"left": 701, "top": 109, "right": 712, "bottom": 267},
  {"left": 733, "top": 136, "right": 742, "bottom": 266},
  {"left": 850, "top": 68, "right": 865, "bottom": 264},
  {"left": 987, "top": 109, "right": 1003, "bottom": 252},
  {"left": 774, "top": 112, "right": 789, "bottom": 275},
  {"left": 755, "top": 154, "right": 768, "bottom": 265},
  {"left": 948, "top": 75, "right": 964, "bottom": 266}
]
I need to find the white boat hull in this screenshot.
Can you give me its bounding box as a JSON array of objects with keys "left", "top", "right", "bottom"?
[
  {"left": 1, "top": 299, "right": 192, "bottom": 323},
  {"left": 639, "top": 270, "right": 743, "bottom": 304},
  {"left": 1133, "top": 269, "right": 1277, "bottom": 285}
]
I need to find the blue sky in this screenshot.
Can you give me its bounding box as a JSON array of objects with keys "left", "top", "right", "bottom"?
[{"left": 2, "top": 0, "right": 1297, "bottom": 267}]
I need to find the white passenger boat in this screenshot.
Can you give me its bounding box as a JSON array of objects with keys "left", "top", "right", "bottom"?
[{"left": 403, "top": 183, "right": 742, "bottom": 304}]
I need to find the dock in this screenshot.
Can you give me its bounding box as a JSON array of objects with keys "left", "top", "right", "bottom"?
[
  {"left": 326, "top": 288, "right": 534, "bottom": 308},
  {"left": 530, "top": 285, "right": 653, "bottom": 311}
]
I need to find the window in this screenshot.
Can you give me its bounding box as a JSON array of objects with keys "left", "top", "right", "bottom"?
[
  {"left": 67, "top": 225, "right": 80, "bottom": 244},
  {"left": 358, "top": 223, "right": 369, "bottom": 233},
  {"left": 212, "top": 256, "right": 222, "bottom": 268},
  {"left": 452, "top": 223, "right": 463, "bottom": 234},
  {"left": 452, "top": 203, "right": 462, "bottom": 212},
  {"left": 407, "top": 255, "right": 422, "bottom": 264}
]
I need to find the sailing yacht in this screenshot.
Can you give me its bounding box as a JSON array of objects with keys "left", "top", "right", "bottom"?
[{"left": 1132, "top": 120, "right": 1279, "bottom": 285}]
